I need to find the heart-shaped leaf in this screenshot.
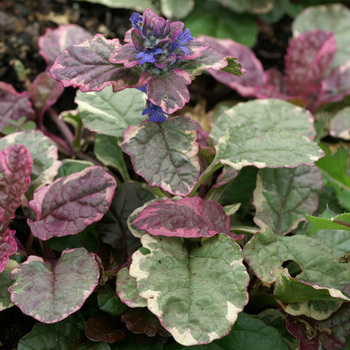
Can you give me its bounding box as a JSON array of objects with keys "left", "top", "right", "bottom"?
[
  {"left": 0, "top": 130, "right": 61, "bottom": 199},
  {"left": 75, "top": 86, "right": 146, "bottom": 138},
  {"left": 9, "top": 248, "right": 100, "bottom": 323},
  {"left": 210, "top": 99, "right": 316, "bottom": 144},
  {"left": 244, "top": 228, "right": 350, "bottom": 297},
  {"left": 122, "top": 116, "right": 200, "bottom": 196},
  {"left": 130, "top": 234, "right": 249, "bottom": 346},
  {"left": 28, "top": 166, "right": 116, "bottom": 240},
  {"left": 39, "top": 24, "right": 93, "bottom": 67},
  {"left": 211, "top": 124, "right": 323, "bottom": 171},
  {"left": 0, "top": 82, "right": 35, "bottom": 132},
  {"left": 132, "top": 197, "right": 229, "bottom": 238},
  {"left": 253, "top": 165, "right": 322, "bottom": 235},
  {"left": 84, "top": 316, "right": 125, "bottom": 343},
  {"left": 0, "top": 144, "right": 32, "bottom": 232},
  {"left": 50, "top": 34, "right": 148, "bottom": 93}
]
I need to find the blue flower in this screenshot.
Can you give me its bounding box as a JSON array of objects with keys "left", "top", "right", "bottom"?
[
  {"left": 171, "top": 28, "right": 193, "bottom": 55},
  {"left": 130, "top": 13, "right": 143, "bottom": 30},
  {"left": 142, "top": 100, "right": 168, "bottom": 122},
  {"left": 136, "top": 48, "right": 163, "bottom": 64}
]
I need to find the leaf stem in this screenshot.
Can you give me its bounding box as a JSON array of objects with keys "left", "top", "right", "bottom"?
[{"left": 188, "top": 162, "right": 223, "bottom": 197}]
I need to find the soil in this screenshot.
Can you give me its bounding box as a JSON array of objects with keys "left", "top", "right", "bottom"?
[{"left": 0, "top": 1, "right": 296, "bottom": 348}]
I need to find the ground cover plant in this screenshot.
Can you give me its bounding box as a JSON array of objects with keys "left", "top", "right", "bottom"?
[{"left": 0, "top": 2, "right": 350, "bottom": 349}]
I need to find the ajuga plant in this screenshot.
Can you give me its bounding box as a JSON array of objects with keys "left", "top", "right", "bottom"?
[{"left": 1, "top": 5, "right": 350, "bottom": 350}]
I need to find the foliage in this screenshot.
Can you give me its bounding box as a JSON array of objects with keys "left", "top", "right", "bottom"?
[{"left": 1, "top": 4, "right": 350, "bottom": 350}]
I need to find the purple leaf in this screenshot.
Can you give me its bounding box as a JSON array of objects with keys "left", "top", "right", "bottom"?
[
  {"left": 29, "top": 72, "right": 64, "bottom": 119},
  {"left": 132, "top": 197, "right": 230, "bottom": 238},
  {"left": 27, "top": 166, "right": 116, "bottom": 241},
  {"left": 285, "top": 30, "right": 336, "bottom": 104},
  {"left": 197, "top": 36, "right": 265, "bottom": 96},
  {"left": 50, "top": 34, "right": 149, "bottom": 93},
  {"left": 38, "top": 24, "right": 93, "bottom": 67},
  {"left": 146, "top": 69, "right": 191, "bottom": 114},
  {"left": 109, "top": 42, "right": 140, "bottom": 67},
  {"left": 0, "top": 229, "right": 17, "bottom": 273},
  {"left": 0, "top": 82, "right": 35, "bottom": 132},
  {"left": 122, "top": 116, "right": 200, "bottom": 196},
  {"left": 9, "top": 247, "right": 100, "bottom": 323},
  {"left": 286, "top": 304, "right": 350, "bottom": 350},
  {"left": 0, "top": 144, "right": 32, "bottom": 232}
]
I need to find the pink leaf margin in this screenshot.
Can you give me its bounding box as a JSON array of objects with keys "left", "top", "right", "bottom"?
[
  {"left": 27, "top": 166, "right": 116, "bottom": 241},
  {"left": 132, "top": 197, "right": 230, "bottom": 238},
  {"left": 0, "top": 229, "right": 17, "bottom": 273}
]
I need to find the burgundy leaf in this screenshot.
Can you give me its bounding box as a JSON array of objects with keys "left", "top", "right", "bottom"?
[
  {"left": 27, "top": 166, "right": 116, "bottom": 240},
  {"left": 0, "top": 144, "right": 32, "bottom": 232},
  {"left": 285, "top": 30, "right": 336, "bottom": 100},
  {"left": 0, "top": 82, "right": 35, "bottom": 132},
  {"left": 50, "top": 34, "right": 149, "bottom": 93},
  {"left": 84, "top": 316, "right": 126, "bottom": 343},
  {"left": 121, "top": 308, "right": 170, "bottom": 338},
  {"left": 287, "top": 304, "right": 350, "bottom": 350},
  {"left": 0, "top": 229, "right": 17, "bottom": 273},
  {"left": 147, "top": 69, "right": 191, "bottom": 114},
  {"left": 132, "top": 197, "right": 229, "bottom": 238},
  {"left": 109, "top": 42, "right": 140, "bottom": 67},
  {"left": 38, "top": 24, "right": 93, "bottom": 67},
  {"left": 197, "top": 36, "right": 265, "bottom": 96},
  {"left": 29, "top": 72, "right": 64, "bottom": 118}
]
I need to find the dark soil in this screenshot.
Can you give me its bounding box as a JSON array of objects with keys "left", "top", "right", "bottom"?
[{"left": 0, "top": 1, "right": 294, "bottom": 348}]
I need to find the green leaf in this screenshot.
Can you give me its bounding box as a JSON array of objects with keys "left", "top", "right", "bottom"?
[
  {"left": 130, "top": 234, "right": 249, "bottom": 346},
  {"left": 116, "top": 266, "right": 147, "bottom": 308},
  {"left": 316, "top": 144, "right": 350, "bottom": 210},
  {"left": 75, "top": 0, "right": 157, "bottom": 12},
  {"left": 244, "top": 228, "right": 350, "bottom": 296},
  {"left": 292, "top": 3, "right": 350, "bottom": 69},
  {"left": 56, "top": 159, "right": 94, "bottom": 179},
  {"left": 122, "top": 116, "right": 200, "bottom": 196},
  {"left": 0, "top": 260, "right": 17, "bottom": 311},
  {"left": 166, "top": 312, "right": 290, "bottom": 350},
  {"left": 17, "top": 316, "right": 81, "bottom": 350},
  {"left": 183, "top": 2, "right": 258, "bottom": 47},
  {"left": 307, "top": 213, "right": 350, "bottom": 235},
  {"left": 211, "top": 125, "right": 323, "bottom": 171},
  {"left": 17, "top": 316, "right": 110, "bottom": 350},
  {"left": 273, "top": 268, "right": 343, "bottom": 320},
  {"left": 94, "top": 134, "right": 129, "bottom": 182},
  {"left": 210, "top": 99, "right": 316, "bottom": 144},
  {"left": 312, "top": 229, "right": 350, "bottom": 255},
  {"left": 97, "top": 284, "right": 128, "bottom": 316},
  {"left": 257, "top": 0, "right": 289, "bottom": 23},
  {"left": 0, "top": 130, "right": 61, "bottom": 199},
  {"left": 253, "top": 165, "right": 322, "bottom": 235},
  {"left": 330, "top": 106, "right": 350, "bottom": 140},
  {"left": 75, "top": 86, "right": 146, "bottom": 138},
  {"left": 160, "top": 0, "right": 194, "bottom": 19},
  {"left": 221, "top": 57, "right": 244, "bottom": 76},
  {"left": 211, "top": 0, "right": 274, "bottom": 14}
]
